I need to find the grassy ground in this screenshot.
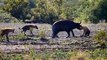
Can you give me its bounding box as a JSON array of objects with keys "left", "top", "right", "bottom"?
[
  {"left": 0, "top": 49, "right": 107, "bottom": 60},
  {"left": 0, "top": 23, "right": 107, "bottom": 60}
]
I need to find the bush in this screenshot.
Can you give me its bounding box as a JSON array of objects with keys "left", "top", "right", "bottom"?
[{"left": 93, "top": 30, "right": 107, "bottom": 48}]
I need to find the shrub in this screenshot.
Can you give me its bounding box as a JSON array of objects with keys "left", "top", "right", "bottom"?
[
  {"left": 88, "top": 49, "right": 107, "bottom": 59},
  {"left": 93, "top": 30, "right": 107, "bottom": 48},
  {"left": 69, "top": 50, "right": 90, "bottom": 60}
]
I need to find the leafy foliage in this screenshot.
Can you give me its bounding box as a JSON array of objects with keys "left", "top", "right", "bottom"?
[
  {"left": 93, "top": 30, "right": 107, "bottom": 48},
  {"left": 1, "top": 0, "right": 107, "bottom": 23},
  {"left": 31, "top": 0, "right": 64, "bottom": 24},
  {"left": 3, "top": 0, "right": 32, "bottom": 22},
  {"left": 93, "top": 0, "right": 107, "bottom": 22},
  {"left": 2, "top": 0, "right": 77, "bottom": 24},
  {"left": 74, "top": 0, "right": 107, "bottom": 23}
]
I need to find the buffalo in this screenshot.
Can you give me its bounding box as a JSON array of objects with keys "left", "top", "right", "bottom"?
[
  {"left": 80, "top": 26, "right": 90, "bottom": 37},
  {"left": 0, "top": 28, "right": 15, "bottom": 42},
  {"left": 52, "top": 20, "right": 82, "bottom": 38},
  {"left": 19, "top": 24, "right": 38, "bottom": 35}
]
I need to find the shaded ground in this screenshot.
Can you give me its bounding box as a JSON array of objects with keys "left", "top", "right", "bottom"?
[{"left": 0, "top": 23, "right": 107, "bottom": 53}]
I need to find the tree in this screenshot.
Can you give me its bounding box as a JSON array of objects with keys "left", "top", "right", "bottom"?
[
  {"left": 73, "top": 0, "right": 101, "bottom": 23},
  {"left": 31, "top": 0, "right": 60, "bottom": 24},
  {"left": 2, "top": 0, "right": 79, "bottom": 23},
  {"left": 3, "top": 0, "right": 33, "bottom": 22},
  {"left": 93, "top": 0, "right": 107, "bottom": 22},
  {"left": 73, "top": 0, "right": 107, "bottom": 23}
]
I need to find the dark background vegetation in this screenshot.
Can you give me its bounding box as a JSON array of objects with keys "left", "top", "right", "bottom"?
[{"left": 0, "top": 0, "right": 107, "bottom": 24}]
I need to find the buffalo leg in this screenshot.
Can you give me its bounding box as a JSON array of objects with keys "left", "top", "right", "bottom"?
[
  {"left": 71, "top": 30, "right": 75, "bottom": 37},
  {"left": 66, "top": 31, "right": 70, "bottom": 38},
  {"left": 52, "top": 31, "right": 59, "bottom": 38}
]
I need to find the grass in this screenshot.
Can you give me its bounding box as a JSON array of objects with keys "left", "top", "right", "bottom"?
[
  {"left": 0, "top": 49, "right": 107, "bottom": 60},
  {"left": 37, "top": 26, "right": 47, "bottom": 39},
  {"left": 93, "top": 30, "right": 107, "bottom": 48},
  {"left": 13, "top": 33, "right": 25, "bottom": 40},
  {"left": 0, "top": 33, "right": 25, "bottom": 42}
]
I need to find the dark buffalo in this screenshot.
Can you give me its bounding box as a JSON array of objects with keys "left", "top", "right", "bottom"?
[
  {"left": 19, "top": 25, "right": 38, "bottom": 35},
  {"left": 80, "top": 26, "right": 90, "bottom": 37},
  {"left": 52, "top": 20, "right": 82, "bottom": 38},
  {"left": 0, "top": 28, "right": 15, "bottom": 42}
]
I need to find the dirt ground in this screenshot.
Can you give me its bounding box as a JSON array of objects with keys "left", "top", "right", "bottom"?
[{"left": 0, "top": 23, "right": 107, "bottom": 53}]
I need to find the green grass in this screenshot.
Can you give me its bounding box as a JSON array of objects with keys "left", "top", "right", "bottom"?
[
  {"left": 37, "top": 26, "right": 47, "bottom": 39},
  {"left": 0, "top": 49, "right": 107, "bottom": 60},
  {"left": 0, "top": 33, "right": 25, "bottom": 41},
  {"left": 13, "top": 33, "right": 25, "bottom": 40},
  {"left": 93, "top": 30, "right": 107, "bottom": 48}
]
